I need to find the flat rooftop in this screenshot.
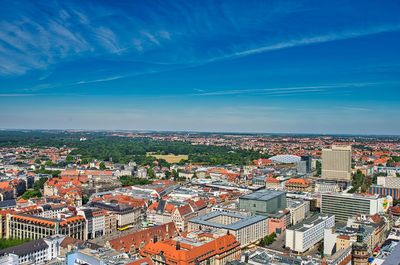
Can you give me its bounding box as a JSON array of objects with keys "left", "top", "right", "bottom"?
[
  {"left": 288, "top": 214, "right": 333, "bottom": 232},
  {"left": 189, "top": 211, "right": 267, "bottom": 231},
  {"left": 240, "top": 189, "right": 286, "bottom": 201}
]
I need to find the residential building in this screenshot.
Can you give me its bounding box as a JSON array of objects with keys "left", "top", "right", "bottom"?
[
  {"left": 285, "top": 214, "right": 335, "bottom": 253},
  {"left": 322, "top": 145, "right": 352, "bottom": 181},
  {"left": 146, "top": 200, "right": 174, "bottom": 226},
  {"left": 172, "top": 204, "right": 196, "bottom": 232},
  {"left": 239, "top": 189, "right": 286, "bottom": 215},
  {"left": 104, "top": 212, "right": 117, "bottom": 236},
  {"left": 188, "top": 211, "right": 268, "bottom": 246}
]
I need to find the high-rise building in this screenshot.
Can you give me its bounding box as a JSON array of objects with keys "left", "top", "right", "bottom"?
[
  {"left": 322, "top": 145, "right": 352, "bottom": 181},
  {"left": 297, "top": 156, "right": 312, "bottom": 174}
]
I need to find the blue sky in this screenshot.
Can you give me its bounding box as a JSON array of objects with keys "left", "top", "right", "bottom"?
[{"left": 0, "top": 0, "right": 399, "bottom": 134}]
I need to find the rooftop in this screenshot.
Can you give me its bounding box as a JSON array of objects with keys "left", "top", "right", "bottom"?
[
  {"left": 189, "top": 211, "right": 267, "bottom": 230},
  {"left": 240, "top": 189, "right": 286, "bottom": 201},
  {"left": 288, "top": 214, "right": 334, "bottom": 232}
]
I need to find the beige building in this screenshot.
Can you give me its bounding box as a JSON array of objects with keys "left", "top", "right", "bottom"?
[
  {"left": 6, "top": 214, "right": 86, "bottom": 240},
  {"left": 287, "top": 198, "right": 310, "bottom": 226},
  {"left": 322, "top": 145, "right": 352, "bottom": 181},
  {"left": 322, "top": 145, "right": 351, "bottom": 181},
  {"left": 104, "top": 213, "right": 117, "bottom": 236}
]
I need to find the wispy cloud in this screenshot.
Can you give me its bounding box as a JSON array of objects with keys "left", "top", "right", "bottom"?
[
  {"left": 192, "top": 82, "right": 377, "bottom": 97},
  {"left": 0, "top": 93, "right": 36, "bottom": 97},
  {"left": 341, "top": 106, "right": 372, "bottom": 112},
  {"left": 207, "top": 24, "right": 400, "bottom": 62},
  {"left": 76, "top": 75, "right": 124, "bottom": 85}
]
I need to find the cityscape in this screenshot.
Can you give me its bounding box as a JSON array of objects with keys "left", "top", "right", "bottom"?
[{"left": 1, "top": 1, "right": 400, "bottom": 265}]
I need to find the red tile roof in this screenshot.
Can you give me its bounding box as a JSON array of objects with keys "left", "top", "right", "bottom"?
[
  {"left": 140, "top": 234, "right": 240, "bottom": 264},
  {"left": 108, "top": 222, "right": 177, "bottom": 253}
]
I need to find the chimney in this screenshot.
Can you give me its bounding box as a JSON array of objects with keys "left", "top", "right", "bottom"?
[{"left": 176, "top": 241, "right": 181, "bottom": 250}]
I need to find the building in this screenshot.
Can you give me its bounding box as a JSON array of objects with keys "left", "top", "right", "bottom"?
[
  {"left": 369, "top": 185, "right": 400, "bottom": 200},
  {"left": 6, "top": 214, "right": 86, "bottom": 240},
  {"left": 284, "top": 178, "right": 312, "bottom": 192},
  {"left": 77, "top": 207, "right": 109, "bottom": 240},
  {"left": 188, "top": 211, "right": 268, "bottom": 246},
  {"left": 315, "top": 180, "right": 341, "bottom": 193},
  {"left": 171, "top": 204, "right": 196, "bottom": 232},
  {"left": 321, "top": 193, "right": 389, "bottom": 222},
  {"left": 377, "top": 176, "right": 400, "bottom": 188},
  {"left": 104, "top": 212, "right": 117, "bottom": 236},
  {"left": 370, "top": 176, "right": 400, "bottom": 200},
  {"left": 146, "top": 200, "right": 174, "bottom": 226},
  {"left": 322, "top": 145, "right": 352, "bottom": 181},
  {"left": 0, "top": 235, "right": 65, "bottom": 265},
  {"left": 267, "top": 210, "right": 289, "bottom": 235},
  {"left": 287, "top": 198, "right": 310, "bottom": 226},
  {"left": 140, "top": 233, "right": 241, "bottom": 265},
  {"left": 297, "top": 156, "right": 313, "bottom": 174},
  {"left": 285, "top": 214, "right": 335, "bottom": 253},
  {"left": 90, "top": 201, "right": 143, "bottom": 229},
  {"left": 106, "top": 222, "right": 177, "bottom": 254},
  {"left": 66, "top": 247, "right": 134, "bottom": 265},
  {"left": 239, "top": 190, "right": 286, "bottom": 215}
]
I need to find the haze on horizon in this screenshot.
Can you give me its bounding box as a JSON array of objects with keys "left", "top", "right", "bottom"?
[{"left": 0, "top": 0, "right": 399, "bottom": 135}]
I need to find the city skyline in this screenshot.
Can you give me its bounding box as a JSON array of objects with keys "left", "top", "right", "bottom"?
[{"left": 1, "top": 0, "right": 400, "bottom": 134}]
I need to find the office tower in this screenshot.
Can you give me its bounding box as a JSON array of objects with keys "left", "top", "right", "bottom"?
[
  {"left": 322, "top": 145, "right": 352, "bottom": 181},
  {"left": 297, "top": 156, "right": 312, "bottom": 174}
]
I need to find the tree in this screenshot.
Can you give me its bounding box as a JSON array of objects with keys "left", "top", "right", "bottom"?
[
  {"left": 21, "top": 189, "right": 42, "bottom": 199},
  {"left": 0, "top": 238, "right": 30, "bottom": 250},
  {"left": 66, "top": 155, "right": 74, "bottom": 163},
  {"left": 147, "top": 168, "right": 156, "bottom": 179},
  {"left": 315, "top": 161, "right": 322, "bottom": 176},
  {"left": 351, "top": 170, "right": 367, "bottom": 192},
  {"left": 119, "top": 176, "right": 151, "bottom": 186},
  {"left": 259, "top": 232, "right": 276, "bottom": 246},
  {"left": 99, "top": 162, "right": 106, "bottom": 170},
  {"left": 33, "top": 177, "right": 48, "bottom": 191},
  {"left": 82, "top": 195, "right": 90, "bottom": 205}
]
